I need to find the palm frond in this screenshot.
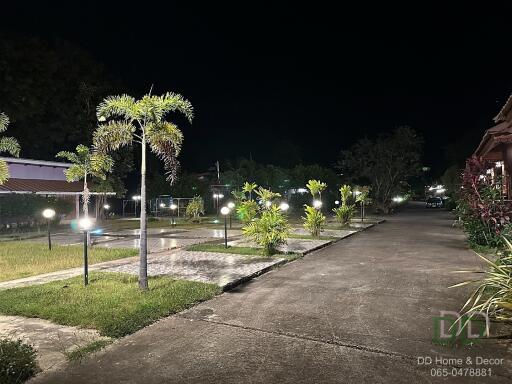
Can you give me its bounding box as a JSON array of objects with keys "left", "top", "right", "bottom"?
[
  {"left": 160, "top": 92, "right": 194, "bottom": 123},
  {"left": 146, "top": 122, "right": 183, "bottom": 183},
  {"left": 90, "top": 153, "right": 114, "bottom": 180},
  {"left": 93, "top": 121, "right": 135, "bottom": 153},
  {"left": 0, "top": 159, "right": 9, "bottom": 185},
  {"left": 0, "top": 112, "right": 9, "bottom": 133},
  {"left": 0, "top": 137, "right": 20, "bottom": 157},
  {"left": 56, "top": 150, "right": 80, "bottom": 163},
  {"left": 96, "top": 95, "right": 137, "bottom": 121},
  {"left": 63, "top": 164, "right": 85, "bottom": 182}
]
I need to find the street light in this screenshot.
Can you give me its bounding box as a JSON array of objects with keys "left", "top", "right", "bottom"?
[
  {"left": 220, "top": 206, "right": 230, "bottom": 248},
  {"left": 79, "top": 217, "right": 93, "bottom": 286},
  {"left": 103, "top": 204, "right": 110, "bottom": 220},
  {"left": 313, "top": 199, "right": 323, "bottom": 209},
  {"left": 279, "top": 202, "right": 289, "bottom": 212},
  {"left": 227, "top": 202, "right": 235, "bottom": 228},
  {"left": 132, "top": 195, "right": 141, "bottom": 217},
  {"left": 42, "top": 209, "right": 56, "bottom": 250},
  {"left": 334, "top": 200, "right": 340, "bottom": 206},
  {"left": 170, "top": 203, "right": 177, "bottom": 226}
]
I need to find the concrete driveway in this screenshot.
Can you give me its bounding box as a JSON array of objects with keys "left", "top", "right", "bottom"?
[{"left": 31, "top": 203, "right": 512, "bottom": 383}]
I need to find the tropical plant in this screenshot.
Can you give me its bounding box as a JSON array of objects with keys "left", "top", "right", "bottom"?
[
  {"left": 231, "top": 189, "right": 246, "bottom": 202},
  {"left": 56, "top": 145, "right": 113, "bottom": 218},
  {"left": 303, "top": 205, "right": 326, "bottom": 236},
  {"left": 339, "top": 184, "right": 352, "bottom": 205},
  {"left": 236, "top": 200, "right": 259, "bottom": 223},
  {"left": 242, "top": 181, "right": 258, "bottom": 200},
  {"left": 254, "top": 187, "right": 281, "bottom": 208},
  {"left": 451, "top": 237, "right": 512, "bottom": 332},
  {"left": 0, "top": 338, "right": 38, "bottom": 384},
  {"left": 333, "top": 184, "right": 356, "bottom": 226},
  {"left": 185, "top": 196, "right": 204, "bottom": 222},
  {"left": 355, "top": 185, "right": 371, "bottom": 221},
  {"left": 0, "top": 112, "right": 21, "bottom": 185},
  {"left": 306, "top": 179, "right": 327, "bottom": 198},
  {"left": 243, "top": 205, "right": 290, "bottom": 256},
  {"left": 94, "top": 91, "right": 193, "bottom": 290}
]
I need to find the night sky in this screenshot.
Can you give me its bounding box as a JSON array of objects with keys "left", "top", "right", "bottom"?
[{"left": 2, "top": 2, "right": 512, "bottom": 175}]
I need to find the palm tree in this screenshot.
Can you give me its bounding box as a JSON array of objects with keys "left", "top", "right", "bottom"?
[
  {"left": 0, "top": 112, "right": 20, "bottom": 184},
  {"left": 94, "top": 92, "right": 193, "bottom": 290},
  {"left": 56, "top": 145, "right": 113, "bottom": 218},
  {"left": 242, "top": 181, "right": 258, "bottom": 200}
]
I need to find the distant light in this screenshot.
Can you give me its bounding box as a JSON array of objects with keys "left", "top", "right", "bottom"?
[
  {"left": 159, "top": 203, "right": 166, "bottom": 208},
  {"left": 220, "top": 206, "right": 230, "bottom": 215},
  {"left": 42, "top": 208, "right": 56, "bottom": 219},
  {"left": 265, "top": 201, "right": 272, "bottom": 208},
  {"left": 132, "top": 195, "right": 141, "bottom": 201},
  {"left": 496, "top": 161, "right": 504, "bottom": 168},
  {"left": 279, "top": 202, "right": 289, "bottom": 211},
  {"left": 392, "top": 196, "right": 404, "bottom": 203},
  {"left": 313, "top": 200, "right": 323, "bottom": 209},
  {"left": 297, "top": 188, "right": 308, "bottom": 194},
  {"left": 354, "top": 190, "right": 361, "bottom": 196},
  {"left": 213, "top": 219, "right": 219, "bottom": 223},
  {"left": 213, "top": 193, "right": 218, "bottom": 198},
  {"left": 218, "top": 193, "right": 224, "bottom": 199},
  {"left": 334, "top": 200, "right": 340, "bottom": 205},
  {"left": 103, "top": 204, "right": 110, "bottom": 210},
  {"left": 79, "top": 217, "right": 93, "bottom": 230},
  {"left": 227, "top": 202, "right": 235, "bottom": 209},
  {"left": 170, "top": 203, "right": 178, "bottom": 210},
  {"left": 436, "top": 188, "right": 446, "bottom": 194}
]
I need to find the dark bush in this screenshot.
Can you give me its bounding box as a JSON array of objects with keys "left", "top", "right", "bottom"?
[{"left": 0, "top": 338, "right": 38, "bottom": 384}]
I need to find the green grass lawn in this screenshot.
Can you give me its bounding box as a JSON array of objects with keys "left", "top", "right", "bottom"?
[
  {"left": 0, "top": 272, "right": 220, "bottom": 338},
  {"left": 0, "top": 242, "right": 138, "bottom": 282}
]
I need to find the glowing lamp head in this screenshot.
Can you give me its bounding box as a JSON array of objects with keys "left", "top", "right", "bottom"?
[
  {"left": 79, "top": 217, "right": 93, "bottom": 231},
  {"left": 42, "top": 208, "right": 56, "bottom": 219},
  {"left": 218, "top": 193, "right": 224, "bottom": 199},
  {"left": 170, "top": 203, "right": 177, "bottom": 210},
  {"left": 220, "top": 206, "right": 230, "bottom": 215},
  {"left": 132, "top": 195, "right": 141, "bottom": 201},
  {"left": 264, "top": 201, "right": 272, "bottom": 208},
  {"left": 334, "top": 200, "right": 340, "bottom": 205},
  {"left": 227, "top": 202, "right": 235, "bottom": 209},
  {"left": 313, "top": 200, "right": 323, "bottom": 209},
  {"left": 159, "top": 203, "right": 166, "bottom": 208},
  {"left": 279, "top": 202, "right": 289, "bottom": 211},
  {"left": 103, "top": 204, "right": 110, "bottom": 210}
]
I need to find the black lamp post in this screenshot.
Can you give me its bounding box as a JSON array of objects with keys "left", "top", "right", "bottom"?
[
  {"left": 221, "top": 206, "right": 230, "bottom": 248},
  {"left": 227, "top": 202, "right": 235, "bottom": 229},
  {"left": 170, "top": 203, "right": 177, "bottom": 227},
  {"left": 79, "top": 217, "right": 93, "bottom": 286},
  {"left": 42, "top": 209, "right": 56, "bottom": 250}
]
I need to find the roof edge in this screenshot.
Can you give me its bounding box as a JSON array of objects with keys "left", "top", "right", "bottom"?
[{"left": 0, "top": 157, "right": 72, "bottom": 168}]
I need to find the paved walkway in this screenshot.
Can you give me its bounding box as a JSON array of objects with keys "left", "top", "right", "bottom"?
[{"left": 30, "top": 205, "right": 512, "bottom": 383}]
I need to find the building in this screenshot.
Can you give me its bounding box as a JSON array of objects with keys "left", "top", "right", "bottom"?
[
  {"left": 473, "top": 94, "right": 512, "bottom": 197},
  {"left": 0, "top": 157, "right": 113, "bottom": 221}
]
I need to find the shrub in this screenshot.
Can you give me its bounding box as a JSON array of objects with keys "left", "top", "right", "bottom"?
[
  {"left": 236, "top": 200, "right": 259, "bottom": 223},
  {"left": 242, "top": 205, "right": 290, "bottom": 255},
  {"left": 333, "top": 204, "right": 355, "bottom": 226},
  {"left": 0, "top": 338, "right": 38, "bottom": 384},
  {"left": 303, "top": 205, "right": 325, "bottom": 236},
  {"left": 185, "top": 196, "right": 204, "bottom": 222},
  {"left": 306, "top": 180, "right": 327, "bottom": 198}
]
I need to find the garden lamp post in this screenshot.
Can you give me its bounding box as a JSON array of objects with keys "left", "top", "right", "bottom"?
[
  {"left": 132, "top": 195, "right": 141, "bottom": 217},
  {"left": 170, "top": 203, "right": 177, "bottom": 227},
  {"left": 79, "top": 217, "right": 93, "bottom": 286},
  {"left": 227, "top": 201, "right": 235, "bottom": 229},
  {"left": 42, "top": 208, "right": 56, "bottom": 250},
  {"left": 103, "top": 204, "right": 110, "bottom": 220},
  {"left": 221, "top": 206, "right": 230, "bottom": 248}
]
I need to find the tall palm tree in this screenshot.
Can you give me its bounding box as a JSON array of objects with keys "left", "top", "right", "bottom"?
[
  {"left": 94, "top": 92, "right": 193, "bottom": 290},
  {"left": 56, "top": 145, "right": 113, "bottom": 218},
  {"left": 0, "top": 112, "right": 21, "bottom": 184}
]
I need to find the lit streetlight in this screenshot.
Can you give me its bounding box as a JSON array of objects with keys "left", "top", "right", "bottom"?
[
  {"left": 334, "top": 200, "right": 340, "bottom": 206},
  {"left": 42, "top": 208, "right": 56, "bottom": 250},
  {"left": 313, "top": 199, "right": 323, "bottom": 209},
  {"left": 279, "top": 202, "right": 289, "bottom": 212},
  {"left": 79, "top": 217, "right": 93, "bottom": 286},
  {"left": 132, "top": 195, "right": 141, "bottom": 217},
  {"left": 170, "top": 203, "right": 177, "bottom": 227},
  {"left": 103, "top": 204, "right": 110, "bottom": 220},
  {"left": 227, "top": 202, "right": 235, "bottom": 228},
  {"left": 221, "top": 206, "right": 230, "bottom": 248}
]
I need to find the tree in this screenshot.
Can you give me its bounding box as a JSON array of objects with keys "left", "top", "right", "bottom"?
[
  {"left": 56, "top": 145, "right": 113, "bottom": 218},
  {"left": 94, "top": 92, "right": 193, "bottom": 290},
  {"left": 0, "top": 112, "right": 20, "bottom": 184},
  {"left": 338, "top": 126, "right": 423, "bottom": 213}
]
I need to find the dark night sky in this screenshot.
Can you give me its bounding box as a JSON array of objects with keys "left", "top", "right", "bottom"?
[{"left": 2, "top": 2, "right": 512, "bottom": 175}]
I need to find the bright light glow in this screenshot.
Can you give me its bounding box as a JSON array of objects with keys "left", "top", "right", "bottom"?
[
  {"left": 213, "top": 219, "right": 219, "bottom": 223},
  {"left": 334, "top": 200, "right": 340, "bottom": 205},
  {"left": 392, "top": 196, "right": 404, "bottom": 203},
  {"left": 213, "top": 193, "right": 218, "bottom": 198},
  {"left": 103, "top": 204, "right": 110, "bottom": 210},
  {"left": 79, "top": 217, "right": 93, "bottom": 230},
  {"left": 486, "top": 169, "right": 492, "bottom": 175},
  {"left": 220, "top": 206, "right": 230, "bottom": 215},
  {"left": 227, "top": 202, "right": 235, "bottom": 209},
  {"left": 265, "top": 201, "right": 272, "bottom": 208},
  {"left": 496, "top": 161, "right": 504, "bottom": 168},
  {"left": 159, "top": 203, "right": 166, "bottom": 208},
  {"left": 279, "top": 202, "right": 289, "bottom": 211},
  {"left": 297, "top": 188, "right": 308, "bottom": 194},
  {"left": 436, "top": 188, "right": 446, "bottom": 194},
  {"left": 313, "top": 200, "right": 323, "bottom": 209},
  {"left": 218, "top": 194, "right": 224, "bottom": 199},
  {"left": 170, "top": 203, "right": 177, "bottom": 210},
  {"left": 354, "top": 190, "right": 361, "bottom": 195},
  {"left": 132, "top": 195, "right": 141, "bottom": 201},
  {"left": 42, "top": 208, "right": 56, "bottom": 219}
]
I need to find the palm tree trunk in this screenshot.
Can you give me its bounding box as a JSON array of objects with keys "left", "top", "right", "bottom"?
[{"left": 139, "top": 134, "right": 149, "bottom": 290}]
